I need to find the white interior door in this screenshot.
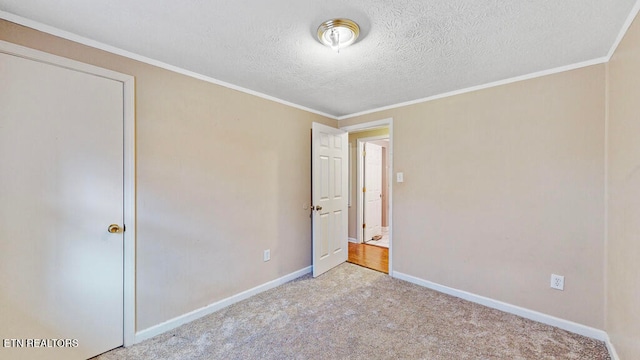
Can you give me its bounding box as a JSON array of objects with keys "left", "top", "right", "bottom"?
[
  {"left": 364, "top": 142, "right": 382, "bottom": 241},
  {"left": 312, "top": 122, "right": 348, "bottom": 277},
  {"left": 0, "top": 51, "right": 124, "bottom": 359}
]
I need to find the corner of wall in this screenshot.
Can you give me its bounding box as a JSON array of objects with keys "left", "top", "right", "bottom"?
[
  {"left": 606, "top": 335, "right": 621, "bottom": 360},
  {"left": 603, "top": 60, "right": 610, "bottom": 332}
]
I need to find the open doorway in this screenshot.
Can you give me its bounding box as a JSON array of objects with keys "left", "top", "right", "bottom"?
[
  {"left": 359, "top": 136, "right": 390, "bottom": 247},
  {"left": 341, "top": 119, "right": 393, "bottom": 274}
]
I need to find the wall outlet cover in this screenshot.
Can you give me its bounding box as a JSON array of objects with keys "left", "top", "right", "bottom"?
[{"left": 550, "top": 274, "right": 564, "bottom": 290}]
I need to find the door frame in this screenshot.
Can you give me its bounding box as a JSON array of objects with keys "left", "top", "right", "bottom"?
[
  {"left": 357, "top": 135, "right": 389, "bottom": 244},
  {"left": 340, "top": 118, "right": 393, "bottom": 276},
  {"left": 0, "top": 40, "right": 137, "bottom": 346}
]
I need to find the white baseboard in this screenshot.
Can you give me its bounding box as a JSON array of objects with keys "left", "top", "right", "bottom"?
[
  {"left": 134, "top": 266, "right": 312, "bottom": 343},
  {"left": 605, "top": 335, "right": 620, "bottom": 360},
  {"left": 348, "top": 237, "right": 358, "bottom": 243},
  {"left": 392, "top": 271, "right": 607, "bottom": 341}
]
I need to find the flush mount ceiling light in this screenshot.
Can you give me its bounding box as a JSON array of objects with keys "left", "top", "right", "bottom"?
[{"left": 317, "top": 18, "right": 360, "bottom": 53}]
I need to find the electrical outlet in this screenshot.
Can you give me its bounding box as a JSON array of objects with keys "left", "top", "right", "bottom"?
[
  {"left": 263, "top": 249, "right": 271, "bottom": 262},
  {"left": 550, "top": 274, "right": 564, "bottom": 290}
]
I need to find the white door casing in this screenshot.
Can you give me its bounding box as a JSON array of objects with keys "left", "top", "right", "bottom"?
[
  {"left": 311, "top": 122, "right": 348, "bottom": 277},
  {"left": 363, "top": 142, "right": 383, "bottom": 241},
  {"left": 0, "top": 41, "right": 135, "bottom": 359}
]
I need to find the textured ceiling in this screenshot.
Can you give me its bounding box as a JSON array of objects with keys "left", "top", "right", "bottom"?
[{"left": 0, "top": 1, "right": 637, "bottom": 118}]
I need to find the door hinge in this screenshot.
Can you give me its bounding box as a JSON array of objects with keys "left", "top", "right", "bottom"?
[
  {"left": 363, "top": 150, "right": 366, "bottom": 157},
  {"left": 363, "top": 223, "right": 366, "bottom": 228},
  {"left": 362, "top": 187, "right": 366, "bottom": 192}
]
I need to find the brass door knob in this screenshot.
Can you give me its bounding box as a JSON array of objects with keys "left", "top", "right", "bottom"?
[
  {"left": 315, "top": 206, "right": 322, "bottom": 211},
  {"left": 108, "top": 224, "right": 121, "bottom": 233}
]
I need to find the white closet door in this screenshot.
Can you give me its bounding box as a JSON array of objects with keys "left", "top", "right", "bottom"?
[{"left": 0, "top": 51, "right": 124, "bottom": 359}]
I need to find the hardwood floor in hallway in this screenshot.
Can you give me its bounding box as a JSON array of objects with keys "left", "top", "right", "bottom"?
[{"left": 347, "top": 242, "right": 389, "bottom": 274}]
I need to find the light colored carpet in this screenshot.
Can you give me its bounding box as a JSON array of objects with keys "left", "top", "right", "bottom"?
[{"left": 95, "top": 263, "right": 610, "bottom": 360}]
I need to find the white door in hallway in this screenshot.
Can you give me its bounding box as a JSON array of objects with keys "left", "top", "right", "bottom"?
[
  {"left": 0, "top": 50, "right": 124, "bottom": 359},
  {"left": 364, "top": 142, "right": 382, "bottom": 241},
  {"left": 311, "top": 122, "right": 348, "bottom": 277}
]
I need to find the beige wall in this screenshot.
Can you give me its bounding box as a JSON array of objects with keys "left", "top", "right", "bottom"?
[
  {"left": 347, "top": 128, "right": 390, "bottom": 239},
  {"left": 342, "top": 65, "right": 606, "bottom": 329},
  {"left": 0, "top": 20, "right": 336, "bottom": 331},
  {"left": 606, "top": 12, "right": 640, "bottom": 360}
]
